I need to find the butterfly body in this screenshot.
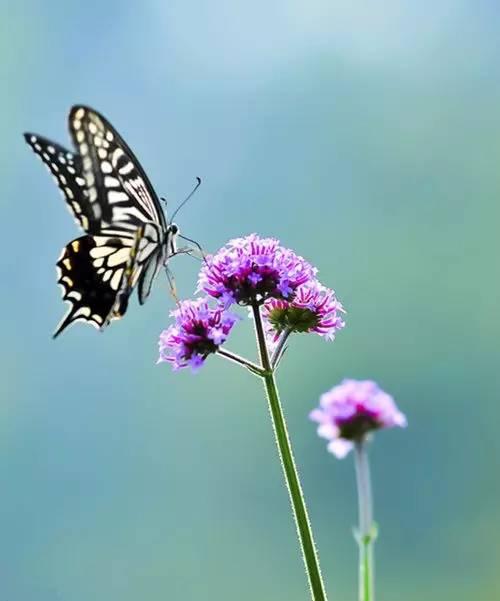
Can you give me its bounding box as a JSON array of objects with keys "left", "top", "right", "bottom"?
[{"left": 24, "top": 106, "right": 179, "bottom": 337}]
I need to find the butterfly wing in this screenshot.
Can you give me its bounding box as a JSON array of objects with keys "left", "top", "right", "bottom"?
[
  {"left": 26, "top": 107, "right": 174, "bottom": 337},
  {"left": 68, "top": 105, "right": 167, "bottom": 229},
  {"left": 23, "top": 133, "right": 99, "bottom": 233},
  {"left": 54, "top": 222, "right": 169, "bottom": 337},
  {"left": 135, "top": 222, "right": 170, "bottom": 304},
  {"left": 107, "top": 222, "right": 170, "bottom": 310},
  {"left": 54, "top": 233, "right": 137, "bottom": 337},
  {"left": 68, "top": 106, "right": 173, "bottom": 311},
  {"left": 137, "top": 248, "right": 165, "bottom": 305}
]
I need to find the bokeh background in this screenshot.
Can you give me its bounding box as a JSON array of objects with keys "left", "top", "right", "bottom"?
[{"left": 1, "top": 1, "right": 500, "bottom": 599}]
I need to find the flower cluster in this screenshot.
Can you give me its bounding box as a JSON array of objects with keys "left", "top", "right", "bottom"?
[
  {"left": 263, "top": 280, "right": 345, "bottom": 341},
  {"left": 158, "top": 298, "right": 238, "bottom": 371},
  {"left": 197, "top": 234, "right": 316, "bottom": 306},
  {"left": 159, "top": 234, "right": 344, "bottom": 371},
  {"left": 310, "top": 379, "right": 407, "bottom": 458}
]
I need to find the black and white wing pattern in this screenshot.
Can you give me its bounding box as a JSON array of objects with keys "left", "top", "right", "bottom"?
[
  {"left": 68, "top": 105, "right": 167, "bottom": 229},
  {"left": 53, "top": 223, "right": 170, "bottom": 338},
  {"left": 23, "top": 133, "right": 99, "bottom": 233},
  {"left": 67, "top": 106, "right": 172, "bottom": 307},
  {"left": 24, "top": 106, "right": 179, "bottom": 338},
  {"left": 54, "top": 235, "right": 131, "bottom": 337}
]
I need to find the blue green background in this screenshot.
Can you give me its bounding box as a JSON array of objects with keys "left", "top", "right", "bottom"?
[{"left": 1, "top": 1, "right": 500, "bottom": 599}]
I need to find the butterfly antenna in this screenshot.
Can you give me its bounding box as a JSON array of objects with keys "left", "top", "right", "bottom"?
[{"left": 170, "top": 177, "right": 201, "bottom": 223}]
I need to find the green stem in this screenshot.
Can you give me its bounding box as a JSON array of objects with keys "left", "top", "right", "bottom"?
[
  {"left": 252, "top": 303, "right": 328, "bottom": 601},
  {"left": 216, "top": 347, "right": 266, "bottom": 376},
  {"left": 270, "top": 328, "right": 292, "bottom": 369},
  {"left": 354, "top": 440, "right": 375, "bottom": 601}
]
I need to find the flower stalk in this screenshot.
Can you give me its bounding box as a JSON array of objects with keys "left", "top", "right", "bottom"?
[
  {"left": 159, "top": 234, "right": 346, "bottom": 600},
  {"left": 310, "top": 379, "right": 406, "bottom": 601},
  {"left": 270, "top": 328, "right": 292, "bottom": 369},
  {"left": 216, "top": 347, "right": 266, "bottom": 376},
  {"left": 252, "top": 303, "right": 328, "bottom": 601},
  {"left": 354, "top": 439, "right": 375, "bottom": 601}
]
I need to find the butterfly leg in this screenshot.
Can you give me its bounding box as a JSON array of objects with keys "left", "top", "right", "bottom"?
[
  {"left": 171, "top": 245, "right": 204, "bottom": 261},
  {"left": 178, "top": 235, "right": 206, "bottom": 261},
  {"left": 164, "top": 265, "right": 179, "bottom": 302},
  {"left": 161, "top": 244, "right": 204, "bottom": 303}
]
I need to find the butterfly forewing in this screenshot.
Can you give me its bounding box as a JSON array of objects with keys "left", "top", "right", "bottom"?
[
  {"left": 23, "top": 133, "right": 98, "bottom": 233},
  {"left": 68, "top": 106, "right": 166, "bottom": 229}
]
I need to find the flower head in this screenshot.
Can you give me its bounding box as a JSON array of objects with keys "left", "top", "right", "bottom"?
[
  {"left": 310, "top": 379, "right": 407, "bottom": 458},
  {"left": 158, "top": 298, "right": 238, "bottom": 371},
  {"left": 198, "top": 234, "right": 316, "bottom": 307},
  {"left": 264, "top": 280, "right": 345, "bottom": 341}
]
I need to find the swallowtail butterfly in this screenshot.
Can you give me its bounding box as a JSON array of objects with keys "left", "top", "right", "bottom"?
[{"left": 24, "top": 106, "right": 182, "bottom": 337}]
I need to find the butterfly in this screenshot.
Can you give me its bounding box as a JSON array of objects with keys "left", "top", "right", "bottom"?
[{"left": 24, "top": 105, "right": 185, "bottom": 337}]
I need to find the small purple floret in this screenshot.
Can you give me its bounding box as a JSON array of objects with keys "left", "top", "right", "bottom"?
[
  {"left": 158, "top": 298, "right": 238, "bottom": 372},
  {"left": 264, "top": 280, "right": 345, "bottom": 340},
  {"left": 197, "top": 234, "right": 317, "bottom": 306},
  {"left": 310, "top": 379, "right": 407, "bottom": 458}
]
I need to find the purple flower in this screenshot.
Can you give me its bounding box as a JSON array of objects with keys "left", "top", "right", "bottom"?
[
  {"left": 158, "top": 298, "right": 238, "bottom": 372},
  {"left": 197, "top": 234, "right": 317, "bottom": 307},
  {"left": 263, "top": 280, "right": 345, "bottom": 340},
  {"left": 310, "top": 379, "right": 407, "bottom": 458}
]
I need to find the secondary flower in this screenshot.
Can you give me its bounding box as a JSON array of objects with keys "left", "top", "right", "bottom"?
[
  {"left": 263, "top": 280, "right": 345, "bottom": 340},
  {"left": 158, "top": 298, "right": 238, "bottom": 371},
  {"left": 197, "top": 234, "right": 316, "bottom": 307},
  {"left": 310, "top": 379, "right": 407, "bottom": 458}
]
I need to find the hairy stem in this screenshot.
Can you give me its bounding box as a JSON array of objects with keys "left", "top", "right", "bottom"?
[{"left": 252, "top": 303, "right": 328, "bottom": 601}]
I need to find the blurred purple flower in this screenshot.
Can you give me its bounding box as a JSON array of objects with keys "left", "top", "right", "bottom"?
[
  {"left": 197, "top": 234, "right": 316, "bottom": 307},
  {"left": 310, "top": 379, "right": 407, "bottom": 458},
  {"left": 263, "top": 280, "right": 346, "bottom": 341},
  {"left": 158, "top": 298, "right": 238, "bottom": 372}
]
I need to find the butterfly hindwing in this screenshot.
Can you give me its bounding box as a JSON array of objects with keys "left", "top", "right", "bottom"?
[
  {"left": 23, "top": 133, "right": 98, "bottom": 233},
  {"left": 135, "top": 222, "right": 167, "bottom": 304},
  {"left": 68, "top": 106, "right": 166, "bottom": 229},
  {"left": 103, "top": 222, "right": 167, "bottom": 310},
  {"left": 54, "top": 234, "right": 136, "bottom": 337}
]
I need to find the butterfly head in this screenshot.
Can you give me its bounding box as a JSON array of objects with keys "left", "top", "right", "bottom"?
[{"left": 167, "top": 222, "right": 179, "bottom": 255}]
